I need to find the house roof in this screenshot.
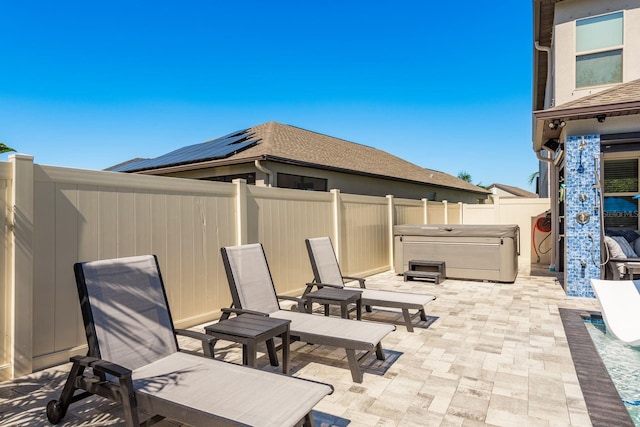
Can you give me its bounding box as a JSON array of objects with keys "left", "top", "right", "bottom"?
[
  {"left": 489, "top": 183, "right": 538, "bottom": 198},
  {"left": 113, "top": 121, "right": 489, "bottom": 194},
  {"left": 533, "top": 78, "right": 640, "bottom": 150}
]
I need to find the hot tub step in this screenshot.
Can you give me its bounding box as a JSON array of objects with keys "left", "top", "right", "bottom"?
[{"left": 403, "top": 270, "right": 442, "bottom": 284}]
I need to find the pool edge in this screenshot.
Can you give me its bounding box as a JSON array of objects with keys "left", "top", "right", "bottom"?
[{"left": 560, "top": 308, "right": 634, "bottom": 427}]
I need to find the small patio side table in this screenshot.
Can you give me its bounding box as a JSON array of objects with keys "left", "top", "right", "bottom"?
[
  {"left": 305, "top": 287, "right": 363, "bottom": 320},
  {"left": 623, "top": 262, "right": 640, "bottom": 279},
  {"left": 204, "top": 314, "right": 291, "bottom": 374}
]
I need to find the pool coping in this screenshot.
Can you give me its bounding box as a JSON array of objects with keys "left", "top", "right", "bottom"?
[{"left": 560, "top": 308, "right": 635, "bottom": 427}]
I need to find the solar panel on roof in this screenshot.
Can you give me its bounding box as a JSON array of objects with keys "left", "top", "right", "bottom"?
[{"left": 113, "top": 129, "right": 259, "bottom": 172}]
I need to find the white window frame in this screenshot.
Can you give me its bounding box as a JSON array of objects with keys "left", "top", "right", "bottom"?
[{"left": 575, "top": 11, "right": 624, "bottom": 89}]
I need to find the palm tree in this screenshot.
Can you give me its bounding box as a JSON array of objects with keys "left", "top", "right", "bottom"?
[
  {"left": 457, "top": 171, "right": 472, "bottom": 182},
  {"left": 0, "top": 142, "right": 16, "bottom": 154}
]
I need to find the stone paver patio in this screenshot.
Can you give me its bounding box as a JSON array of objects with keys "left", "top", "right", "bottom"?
[{"left": 0, "top": 263, "right": 604, "bottom": 426}]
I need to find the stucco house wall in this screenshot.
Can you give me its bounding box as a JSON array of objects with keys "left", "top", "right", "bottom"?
[
  {"left": 166, "top": 161, "right": 484, "bottom": 203},
  {"left": 553, "top": 0, "right": 640, "bottom": 106}
]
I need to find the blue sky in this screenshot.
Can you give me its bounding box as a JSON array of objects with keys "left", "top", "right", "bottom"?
[{"left": 1, "top": 1, "right": 537, "bottom": 189}]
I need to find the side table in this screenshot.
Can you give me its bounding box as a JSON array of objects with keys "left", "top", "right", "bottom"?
[
  {"left": 305, "top": 287, "right": 363, "bottom": 320},
  {"left": 624, "top": 262, "right": 640, "bottom": 279},
  {"left": 204, "top": 314, "right": 291, "bottom": 374}
]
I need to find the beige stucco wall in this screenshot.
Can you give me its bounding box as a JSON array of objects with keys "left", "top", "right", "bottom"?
[
  {"left": 163, "top": 161, "right": 487, "bottom": 204},
  {"left": 553, "top": 0, "right": 640, "bottom": 106}
]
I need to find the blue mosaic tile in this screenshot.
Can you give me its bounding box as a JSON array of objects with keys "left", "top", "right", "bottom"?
[{"left": 564, "top": 135, "right": 601, "bottom": 298}]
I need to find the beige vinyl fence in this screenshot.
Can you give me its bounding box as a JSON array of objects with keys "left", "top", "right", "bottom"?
[{"left": 0, "top": 156, "right": 549, "bottom": 380}]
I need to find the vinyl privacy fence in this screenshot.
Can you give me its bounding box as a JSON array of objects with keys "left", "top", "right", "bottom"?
[{"left": 0, "top": 155, "right": 548, "bottom": 380}]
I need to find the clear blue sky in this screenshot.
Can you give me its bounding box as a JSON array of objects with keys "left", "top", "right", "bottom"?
[{"left": 1, "top": 1, "right": 537, "bottom": 190}]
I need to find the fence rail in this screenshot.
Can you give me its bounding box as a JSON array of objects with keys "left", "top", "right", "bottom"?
[{"left": 0, "top": 156, "right": 549, "bottom": 380}]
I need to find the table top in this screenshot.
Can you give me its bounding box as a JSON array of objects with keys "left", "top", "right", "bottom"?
[
  {"left": 205, "top": 314, "right": 290, "bottom": 338},
  {"left": 306, "top": 287, "right": 362, "bottom": 302}
]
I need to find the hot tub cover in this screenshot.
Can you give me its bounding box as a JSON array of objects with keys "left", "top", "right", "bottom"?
[{"left": 394, "top": 224, "right": 519, "bottom": 239}]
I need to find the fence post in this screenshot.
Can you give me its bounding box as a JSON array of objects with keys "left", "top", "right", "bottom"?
[
  {"left": 9, "top": 154, "right": 34, "bottom": 378},
  {"left": 233, "top": 179, "right": 248, "bottom": 245},
  {"left": 386, "top": 195, "right": 394, "bottom": 268},
  {"left": 443, "top": 200, "right": 448, "bottom": 224},
  {"left": 422, "top": 198, "right": 428, "bottom": 224},
  {"left": 331, "top": 189, "right": 342, "bottom": 262}
]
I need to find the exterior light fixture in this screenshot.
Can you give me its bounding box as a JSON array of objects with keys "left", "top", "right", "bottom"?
[
  {"left": 596, "top": 114, "right": 606, "bottom": 123},
  {"left": 548, "top": 119, "right": 566, "bottom": 130}
]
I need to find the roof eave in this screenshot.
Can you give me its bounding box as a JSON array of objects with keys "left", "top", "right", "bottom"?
[
  {"left": 532, "top": 101, "right": 640, "bottom": 151},
  {"left": 262, "top": 156, "right": 491, "bottom": 195}
]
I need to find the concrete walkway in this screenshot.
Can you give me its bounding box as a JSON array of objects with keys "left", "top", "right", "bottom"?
[{"left": 0, "top": 264, "right": 601, "bottom": 426}]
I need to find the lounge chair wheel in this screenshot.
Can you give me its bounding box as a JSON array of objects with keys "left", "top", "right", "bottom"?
[{"left": 46, "top": 400, "right": 65, "bottom": 424}]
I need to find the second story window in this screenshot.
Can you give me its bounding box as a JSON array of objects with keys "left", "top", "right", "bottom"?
[{"left": 576, "top": 11, "right": 623, "bottom": 88}]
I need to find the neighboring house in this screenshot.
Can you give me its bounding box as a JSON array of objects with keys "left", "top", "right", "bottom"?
[
  {"left": 532, "top": 0, "right": 640, "bottom": 296},
  {"left": 111, "top": 121, "right": 490, "bottom": 203},
  {"left": 488, "top": 183, "right": 538, "bottom": 199}
]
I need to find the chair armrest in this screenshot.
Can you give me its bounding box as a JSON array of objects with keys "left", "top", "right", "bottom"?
[
  {"left": 221, "top": 307, "right": 269, "bottom": 317},
  {"left": 175, "top": 329, "right": 217, "bottom": 358},
  {"left": 342, "top": 275, "right": 366, "bottom": 288},
  {"left": 277, "top": 295, "right": 308, "bottom": 312},
  {"left": 70, "top": 355, "right": 131, "bottom": 379},
  {"left": 305, "top": 282, "right": 345, "bottom": 289}
]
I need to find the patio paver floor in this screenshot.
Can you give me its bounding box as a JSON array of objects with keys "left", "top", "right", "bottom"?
[{"left": 0, "top": 262, "right": 604, "bottom": 426}]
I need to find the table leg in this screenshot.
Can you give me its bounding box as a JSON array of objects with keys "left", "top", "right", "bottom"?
[
  {"left": 245, "top": 341, "right": 257, "bottom": 368},
  {"left": 266, "top": 339, "right": 279, "bottom": 367},
  {"left": 282, "top": 330, "right": 290, "bottom": 375},
  {"left": 340, "top": 302, "right": 349, "bottom": 319},
  {"left": 356, "top": 299, "right": 362, "bottom": 320}
]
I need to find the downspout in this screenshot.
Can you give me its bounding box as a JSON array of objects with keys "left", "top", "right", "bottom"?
[
  {"left": 535, "top": 41, "right": 558, "bottom": 271},
  {"left": 534, "top": 41, "right": 553, "bottom": 109},
  {"left": 254, "top": 160, "right": 273, "bottom": 187}
]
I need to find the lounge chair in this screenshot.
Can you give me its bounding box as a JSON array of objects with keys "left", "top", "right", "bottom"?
[
  {"left": 221, "top": 244, "right": 395, "bottom": 383},
  {"left": 590, "top": 279, "right": 640, "bottom": 346},
  {"left": 305, "top": 237, "right": 436, "bottom": 332},
  {"left": 46, "top": 255, "right": 332, "bottom": 427}
]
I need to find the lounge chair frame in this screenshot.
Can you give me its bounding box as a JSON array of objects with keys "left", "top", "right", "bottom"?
[
  {"left": 221, "top": 244, "right": 395, "bottom": 383},
  {"left": 47, "top": 254, "right": 331, "bottom": 427},
  {"left": 305, "top": 237, "right": 435, "bottom": 332}
]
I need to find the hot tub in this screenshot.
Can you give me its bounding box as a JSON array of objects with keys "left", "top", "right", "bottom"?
[{"left": 394, "top": 224, "right": 520, "bottom": 282}]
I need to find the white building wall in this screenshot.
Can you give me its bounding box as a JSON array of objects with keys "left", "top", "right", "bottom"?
[{"left": 553, "top": 0, "right": 640, "bottom": 106}]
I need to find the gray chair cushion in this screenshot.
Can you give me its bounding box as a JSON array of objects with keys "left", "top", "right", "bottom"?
[{"left": 133, "top": 352, "right": 332, "bottom": 427}]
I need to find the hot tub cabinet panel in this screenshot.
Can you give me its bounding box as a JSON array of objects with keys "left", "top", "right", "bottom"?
[{"left": 394, "top": 224, "right": 519, "bottom": 282}]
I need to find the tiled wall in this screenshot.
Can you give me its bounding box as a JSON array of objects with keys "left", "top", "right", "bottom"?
[{"left": 564, "top": 135, "right": 601, "bottom": 297}]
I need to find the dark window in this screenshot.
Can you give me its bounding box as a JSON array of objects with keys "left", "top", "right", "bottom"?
[
  {"left": 202, "top": 173, "right": 256, "bottom": 185},
  {"left": 277, "top": 173, "right": 327, "bottom": 191},
  {"left": 603, "top": 158, "right": 638, "bottom": 229}
]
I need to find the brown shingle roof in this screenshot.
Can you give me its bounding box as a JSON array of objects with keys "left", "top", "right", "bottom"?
[
  {"left": 547, "top": 78, "right": 640, "bottom": 111},
  {"left": 120, "top": 121, "right": 488, "bottom": 194},
  {"left": 228, "top": 122, "right": 488, "bottom": 194}
]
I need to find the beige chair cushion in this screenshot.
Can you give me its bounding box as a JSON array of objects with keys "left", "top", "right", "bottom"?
[{"left": 604, "top": 236, "right": 626, "bottom": 277}]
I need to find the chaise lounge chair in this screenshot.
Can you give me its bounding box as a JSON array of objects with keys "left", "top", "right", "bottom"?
[
  {"left": 221, "top": 244, "right": 395, "bottom": 383},
  {"left": 46, "top": 255, "right": 332, "bottom": 427},
  {"left": 305, "top": 237, "right": 436, "bottom": 332},
  {"left": 590, "top": 279, "right": 640, "bottom": 346}
]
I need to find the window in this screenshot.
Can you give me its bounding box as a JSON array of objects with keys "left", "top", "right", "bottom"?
[
  {"left": 576, "top": 11, "right": 623, "bottom": 88},
  {"left": 277, "top": 173, "right": 327, "bottom": 191},
  {"left": 603, "top": 158, "right": 638, "bottom": 230},
  {"left": 202, "top": 173, "right": 256, "bottom": 184}
]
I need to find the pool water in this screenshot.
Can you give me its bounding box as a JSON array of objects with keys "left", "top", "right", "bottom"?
[{"left": 585, "top": 319, "right": 640, "bottom": 425}]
